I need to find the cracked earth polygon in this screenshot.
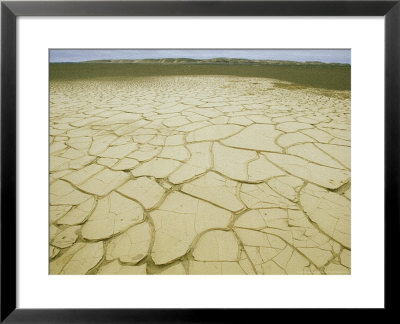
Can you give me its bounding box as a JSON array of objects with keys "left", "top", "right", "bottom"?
[{"left": 49, "top": 60, "right": 351, "bottom": 275}]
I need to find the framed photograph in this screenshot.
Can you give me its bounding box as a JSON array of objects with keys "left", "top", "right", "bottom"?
[{"left": 1, "top": 0, "right": 398, "bottom": 321}]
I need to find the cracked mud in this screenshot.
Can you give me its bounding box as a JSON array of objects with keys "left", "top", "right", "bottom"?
[{"left": 50, "top": 76, "right": 351, "bottom": 275}]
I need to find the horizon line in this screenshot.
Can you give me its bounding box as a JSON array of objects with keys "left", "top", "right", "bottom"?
[{"left": 50, "top": 57, "right": 351, "bottom": 65}]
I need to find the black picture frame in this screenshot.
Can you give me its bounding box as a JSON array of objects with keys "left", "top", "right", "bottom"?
[{"left": 1, "top": 0, "right": 399, "bottom": 322}]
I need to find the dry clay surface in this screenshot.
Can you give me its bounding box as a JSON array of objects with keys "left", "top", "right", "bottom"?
[{"left": 50, "top": 76, "right": 351, "bottom": 275}]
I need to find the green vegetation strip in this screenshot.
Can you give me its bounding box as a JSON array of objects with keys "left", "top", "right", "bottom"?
[{"left": 50, "top": 63, "right": 350, "bottom": 91}]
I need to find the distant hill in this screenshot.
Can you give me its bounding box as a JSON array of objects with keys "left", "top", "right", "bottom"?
[{"left": 76, "top": 57, "right": 349, "bottom": 66}]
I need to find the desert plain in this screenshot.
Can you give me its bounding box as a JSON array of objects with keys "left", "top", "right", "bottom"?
[{"left": 49, "top": 62, "right": 351, "bottom": 275}]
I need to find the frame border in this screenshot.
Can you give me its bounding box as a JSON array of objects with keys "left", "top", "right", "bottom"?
[{"left": 1, "top": 1, "right": 399, "bottom": 322}]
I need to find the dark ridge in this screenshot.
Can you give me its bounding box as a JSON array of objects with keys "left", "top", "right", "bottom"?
[{"left": 73, "top": 57, "right": 350, "bottom": 66}]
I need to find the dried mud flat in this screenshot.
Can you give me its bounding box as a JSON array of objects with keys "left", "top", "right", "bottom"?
[{"left": 50, "top": 75, "right": 351, "bottom": 275}]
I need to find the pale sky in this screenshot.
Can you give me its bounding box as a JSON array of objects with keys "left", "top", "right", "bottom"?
[{"left": 50, "top": 49, "right": 350, "bottom": 64}]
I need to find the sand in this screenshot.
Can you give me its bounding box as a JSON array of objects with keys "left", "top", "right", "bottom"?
[{"left": 49, "top": 75, "right": 351, "bottom": 275}]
